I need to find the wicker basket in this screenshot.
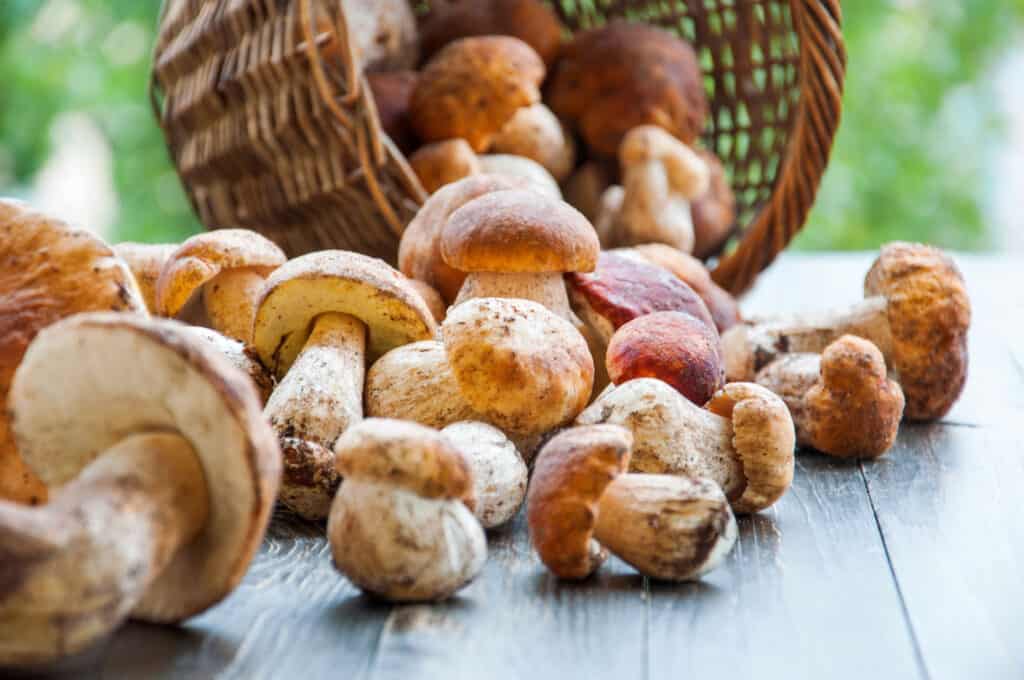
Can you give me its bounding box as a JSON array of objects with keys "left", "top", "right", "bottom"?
[{"left": 151, "top": 0, "right": 845, "bottom": 294}]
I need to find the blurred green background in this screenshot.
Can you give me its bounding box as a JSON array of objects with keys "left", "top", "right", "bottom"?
[{"left": 0, "top": 1, "right": 1022, "bottom": 250}]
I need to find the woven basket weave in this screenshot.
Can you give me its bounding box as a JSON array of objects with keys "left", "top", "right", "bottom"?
[{"left": 151, "top": 0, "right": 845, "bottom": 294}]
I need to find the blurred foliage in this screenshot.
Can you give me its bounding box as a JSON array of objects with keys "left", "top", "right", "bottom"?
[{"left": 0, "top": 1, "right": 1021, "bottom": 249}]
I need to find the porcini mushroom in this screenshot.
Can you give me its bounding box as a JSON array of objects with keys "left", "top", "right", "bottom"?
[
  {"left": 113, "top": 241, "right": 177, "bottom": 314},
  {"left": 755, "top": 335, "right": 905, "bottom": 459},
  {"left": 254, "top": 251, "right": 437, "bottom": 519},
  {"left": 691, "top": 149, "right": 736, "bottom": 259},
  {"left": 409, "top": 279, "right": 448, "bottom": 323},
  {"left": 0, "top": 313, "right": 280, "bottom": 665},
  {"left": 489, "top": 104, "right": 576, "bottom": 182},
  {"left": 409, "top": 139, "right": 481, "bottom": 194},
  {"left": 328, "top": 418, "right": 486, "bottom": 602},
  {"left": 442, "top": 190, "right": 600, "bottom": 320},
  {"left": 477, "top": 154, "right": 563, "bottom": 199},
  {"left": 528, "top": 424, "right": 736, "bottom": 581},
  {"left": 343, "top": 0, "right": 419, "bottom": 72},
  {"left": 185, "top": 326, "right": 274, "bottom": 404},
  {"left": 410, "top": 36, "right": 545, "bottom": 152},
  {"left": 442, "top": 421, "right": 527, "bottom": 529},
  {"left": 0, "top": 200, "right": 146, "bottom": 506},
  {"left": 547, "top": 20, "right": 708, "bottom": 155},
  {"left": 563, "top": 161, "right": 616, "bottom": 225},
  {"left": 442, "top": 298, "right": 594, "bottom": 436},
  {"left": 722, "top": 242, "right": 970, "bottom": 421},
  {"left": 577, "top": 379, "right": 794, "bottom": 514},
  {"left": 156, "top": 229, "right": 286, "bottom": 342}
]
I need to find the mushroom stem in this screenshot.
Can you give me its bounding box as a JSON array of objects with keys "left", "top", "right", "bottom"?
[
  {"left": 453, "top": 271, "right": 574, "bottom": 321},
  {"left": 0, "top": 433, "right": 208, "bottom": 664},
  {"left": 202, "top": 267, "right": 267, "bottom": 342},
  {"left": 723, "top": 296, "right": 893, "bottom": 381}
]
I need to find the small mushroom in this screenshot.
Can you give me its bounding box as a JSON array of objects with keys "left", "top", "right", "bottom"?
[
  {"left": 489, "top": 104, "right": 576, "bottom": 182},
  {"left": 527, "top": 425, "right": 736, "bottom": 581},
  {"left": 367, "top": 70, "right": 419, "bottom": 153},
  {"left": 253, "top": 252, "right": 437, "bottom": 519},
  {"left": 442, "top": 190, "right": 599, "bottom": 320},
  {"left": 184, "top": 326, "right": 274, "bottom": 404},
  {"left": 547, "top": 20, "right": 708, "bottom": 155},
  {"left": 410, "top": 36, "right": 545, "bottom": 152},
  {"left": 722, "top": 242, "right": 970, "bottom": 421},
  {"left": 755, "top": 335, "right": 905, "bottom": 459},
  {"left": 156, "top": 229, "right": 286, "bottom": 342},
  {"left": 477, "top": 154, "right": 563, "bottom": 199},
  {"left": 0, "top": 313, "right": 280, "bottom": 665},
  {"left": 577, "top": 379, "right": 794, "bottom": 514},
  {"left": 0, "top": 200, "right": 147, "bottom": 506},
  {"left": 691, "top": 149, "right": 737, "bottom": 259},
  {"left": 409, "top": 139, "right": 482, "bottom": 194},
  {"left": 113, "top": 242, "right": 177, "bottom": 314},
  {"left": 328, "top": 419, "right": 486, "bottom": 602},
  {"left": 442, "top": 298, "right": 594, "bottom": 436},
  {"left": 606, "top": 311, "right": 724, "bottom": 407},
  {"left": 442, "top": 421, "right": 527, "bottom": 529},
  {"left": 409, "top": 279, "right": 448, "bottom": 323}
]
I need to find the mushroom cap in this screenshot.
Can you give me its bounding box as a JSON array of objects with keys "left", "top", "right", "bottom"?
[
  {"left": 606, "top": 311, "right": 725, "bottom": 407},
  {"left": 0, "top": 200, "right": 146, "bottom": 505},
  {"left": 184, "top": 326, "right": 274, "bottom": 404},
  {"left": 441, "top": 190, "right": 599, "bottom": 274},
  {"left": 802, "top": 336, "right": 905, "bottom": 458},
  {"left": 477, "top": 155, "right": 563, "bottom": 200},
  {"left": 442, "top": 421, "right": 527, "bottom": 529},
  {"left": 252, "top": 251, "right": 437, "bottom": 376},
  {"left": 400, "top": 174, "right": 528, "bottom": 302},
  {"left": 410, "top": 36, "right": 545, "bottom": 151},
  {"left": 113, "top": 242, "right": 178, "bottom": 314},
  {"left": 156, "top": 229, "right": 286, "bottom": 318},
  {"left": 442, "top": 298, "right": 594, "bottom": 435},
  {"left": 690, "top": 149, "right": 736, "bottom": 259},
  {"left": 409, "top": 139, "right": 482, "bottom": 194},
  {"left": 567, "top": 251, "right": 716, "bottom": 332},
  {"left": 527, "top": 424, "right": 633, "bottom": 579},
  {"left": 864, "top": 242, "right": 971, "bottom": 421},
  {"left": 418, "top": 0, "right": 565, "bottom": 67},
  {"left": 334, "top": 418, "right": 474, "bottom": 508},
  {"left": 9, "top": 312, "right": 280, "bottom": 622},
  {"left": 547, "top": 20, "right": 708, "bottom": 155},
  {"left": 625, "top": 244, "right": 741, "bottom": 332},
  {"left": 367, "top": 70, "right": 419, "bottom": 153},
  {"left": 489, "top": 104, "right": 577, "bottom": 182},
  {"left": 705, "top": 382, "right": 795, "bottom": 514}
]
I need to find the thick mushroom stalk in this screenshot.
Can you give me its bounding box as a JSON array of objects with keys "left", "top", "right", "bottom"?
[
  {"left": 454, "top": 271, "right": 573, "bottom": 319},
  {"left": 577, "top": 379, "right": 794, "bottom": 514},
  {"left": 755, "top": 335, "right": 905, "bottom": 459}
]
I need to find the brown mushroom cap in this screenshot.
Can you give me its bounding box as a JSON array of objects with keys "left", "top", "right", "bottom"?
[
  {"left": 399, "top": 174, "right": 528, "bottom": 302},
  {"left": 156, "top": 229, "right": 286, "bottom": 319},
  {"left": 690, "top": 149, "right": 736, "bottom": 259},
  {"left": 442, "top": 298, "right": 594, "bottom": 435},
  {"left": 441, "top": 190, "right": 599, "bottom": 274},
  {"left": 335, "top": 418, "right": 474, "bottom": 508},
  {"left": 9, "top": 312, "right": 280, "bottom": 622},
  {"left": 606, "top": 311, "right": 725, "bottom": 407},
  {"left": 864, "top": 242, "right": 971, "bottom": 421},
  {"left": 567, "top": 251, "right": 716, "bottom": 331},
  {"left": 367, "top": 70, "right": 419, "bottom": 153},
  {"left": 527, "top": 424, "right": 632, "bottom": 579},
  {"left": 0, "top": 200, "right": 146, "bottom": 505},
  {"left": 113, "top": 242, "right": 178, "bottom": 314},
  {"left": 409, "top": 139, "right": 482, "bottom": 194},
  {"left": 252, "top": 251, "right": 437, "bottom": 377},
  {"left": 410, "top": 36, "right": 545, "bottom": 151},
  {"left": 418, "top": 0, "right": 565, "bottom": 67},
  {"left": 705, "top": 383, "right": 795, "bottom": 514},
  {"left": 547, "top": 20, "right": 708, "bottom": 155}
]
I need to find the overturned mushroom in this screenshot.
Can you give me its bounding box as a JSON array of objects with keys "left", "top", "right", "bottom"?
[
  {"left": 253, "top": 252, "right": 436, "bottom": 520},
  {"left": 0, "top": 313, "right": 280, "bottom": 665},
  {"left": 489, "top": 104, "right": 576, "bottom": 182},
  {"left": 156, "top": 229, "right": 286, "bottom": 342},
  {"left": 328, "top": 419, "right": 485, "bottom": 602},
  {"left": 577, "top": 379, "right": 794, "bottom": 514},
  {"left": 442, "top": 421, "right": 527, "bottom": 529},
  {"left": 756, "top": 335, "right": 905, "bottom": 459},
  {"left": 114, "top": 242, "right": 177, "bottom": 314},
  {"left": 722, "top": 242, "right": 970, "bottom": 421},
  {"left": 409, "top": 139, "right": 481, "bottom": 194}
]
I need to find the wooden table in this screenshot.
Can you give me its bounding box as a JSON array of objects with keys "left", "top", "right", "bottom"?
[{"left": 16, "top": 254, "right": 1024, "bottom": 680}]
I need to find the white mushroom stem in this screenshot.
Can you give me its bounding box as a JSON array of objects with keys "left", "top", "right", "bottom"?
[
  {"left": 202, "top": 267, "right": 268, "bottom": 342},
  {"left": 454, "top": 271, "right": 575, "bottom": 321},
  {"left": 0, "top": 433, "right": 208, "bottom": 663},
  {"left": 723, "top": 296, "right": 893, "bottom": 381},
  {"left": 442, "top": 422, "right": 527, "bottom": 529}
]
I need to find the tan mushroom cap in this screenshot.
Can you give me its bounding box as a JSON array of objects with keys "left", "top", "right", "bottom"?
[
  {"left": 441, "top": 190, "right": 600, "bottom": 274},
  {"left": 442, "top": 298, "right": 594, "bottom": 435},
  {"left": 155, "top": 229, "right": 286, "bottom": 318},
  {"left": 705, "top": 382, "right": 795, "bottom": 514},
  {"left": 410, "top": 36, "right": 546, "bottom": 151},
  {"left": 0, "top": 200, "right": 146, "bottom": 505},
  {"left": 409, "top": 139, "right": 481, "bottom": 194},
  {"left": 9, "top": 312, "right": 281, "bottom": 622},
  {"left": 864, "top": 242, "right": 971, "bottom": 421},
  {"left": 527, "top": 424, "right": 633, "bottom": 579},
  {"left": 335, "top": 418, "right": 474, "bottom": 508},
  {"left": 252, "top": 251, "right": 437, "bottom": 377},
  {"left": 114, "top": 242, "right": 178, "bottom": 314},
  {"left": 399, "top": 174, "right": 528, "bottom": 302}
]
